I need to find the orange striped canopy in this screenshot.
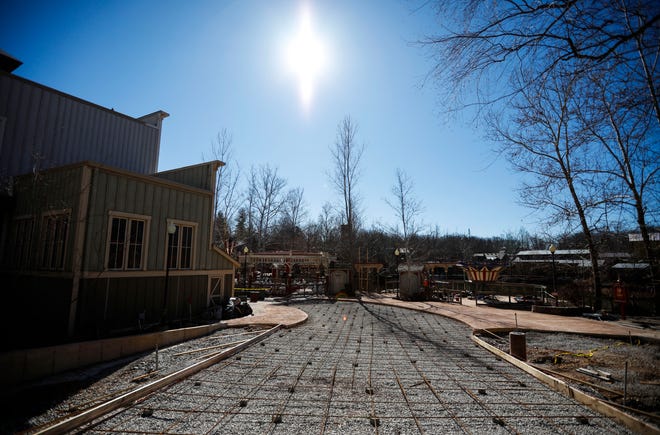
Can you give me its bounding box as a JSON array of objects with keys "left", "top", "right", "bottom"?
[{"left": 465, "top": 266, "right": 502, "bottom": 282}]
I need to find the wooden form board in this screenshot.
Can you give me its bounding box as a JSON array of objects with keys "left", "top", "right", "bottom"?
[
  {"left": 34, "top": 325, "right": 282, "bottom": 435},
  {"left": 471, "top": 334, "right": 658, "bottom": 434}
]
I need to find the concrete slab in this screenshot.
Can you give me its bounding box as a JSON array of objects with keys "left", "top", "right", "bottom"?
[
  {"left": 360, "top": 293, "right": 660, "bottom": 340},
  {"left": 228, "top": 294, "right": 658, "bottom": 341},
  {"left": 223, "top": 300, "right": 308, "bottom": 328}
]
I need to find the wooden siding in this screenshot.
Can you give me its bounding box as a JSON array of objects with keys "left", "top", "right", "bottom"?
[
  {"left": 10, "top": 165, "right": 85, "bottom": 272},
  {"left": 8, "top": 162, "right": 235, "bottom": 274},
  {"left": 5, "top": 161, "right": 236, "bottom": 342},
  {"left": 77, "top": 275, "right": 211, "bottom": 335},
  {"left": 0, "top": 72, "right": 164, "bottom": 178},
  {"left": 85, "top": 164, "right": 233, "bottom": 272},
  {"left": 155, "top": 161, "right": 222, "bottom": 191}
]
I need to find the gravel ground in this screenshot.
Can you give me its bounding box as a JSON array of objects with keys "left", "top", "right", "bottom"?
[
  {"left": 1, "top": 325, "right": 271, "bottom": 433},
  {"left": 3, "top": 300, "right": 645, "bottom": 434},
  {"left": 479, "top": 330, "right": 659, "bottom": 419}
]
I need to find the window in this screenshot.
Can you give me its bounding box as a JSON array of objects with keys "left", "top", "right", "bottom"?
[
  {"left": 166, "top": 222, "right": 195, "bottom": 270},
  {"left": 107, "top": 213, "right": 149, "bottom": 270},
  {"left": 40, "top": 212, "right": 69, "bottom": 270},
  {"left": 8, "top": 217, "right": 34, "bottom": 269}
]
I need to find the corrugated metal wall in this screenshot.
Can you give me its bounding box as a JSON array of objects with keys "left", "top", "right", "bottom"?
[{"left": 0, "top": 72, "right": 164, "bottom": 178}]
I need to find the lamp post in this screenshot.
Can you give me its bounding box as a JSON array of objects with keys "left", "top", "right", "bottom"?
[
  {"left": 549, "top": 244, "right": 557, "bottom": 306},
  {"left": 394, "top": 248, "right": 400, "bottom": 299},
  {"left": 163, "top": 222, "right": 177, "bottom": 321},
  {"left": 243, "top": 246, "right": 249, "bottom": 288}
]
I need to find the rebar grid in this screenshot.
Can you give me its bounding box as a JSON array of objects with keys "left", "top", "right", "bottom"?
[{"left": 81, "top": 301, "right": 633, "bottom": 434}]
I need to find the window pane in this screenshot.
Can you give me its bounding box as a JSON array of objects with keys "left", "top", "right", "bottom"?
[
  {"left": 108, "top": 218, "right": 126, "bottom": 269},
  {"left": 12, "top": 218, "right": 33, "bottom": 269},
  {"left": 53, "top": 216, "right": 68, "bottom": 269},
  {"left": 51, "top": 218, "right": 61, "bottom": 268},
  {"left": 180, "top": 226, "right": 192, "bottom": 269},
  {"left": 40, "top": 216, "right": 54, "bottom": 268},
  {"left": 127, "top": 220, "right": 144, "bottom": 269},
  {"left": 167, "top": 227, "right": 179, "bottom": 269},
  {"left": 41, "top": 214, "right": 68, "bottom": 270}
]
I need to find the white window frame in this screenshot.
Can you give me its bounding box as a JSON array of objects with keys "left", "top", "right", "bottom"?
[
  {"left": 165, "top": 219, "right": 197, "bottom": 270},
  {"left": 106, "top": 211, "right": 151, "bottom": 271}
]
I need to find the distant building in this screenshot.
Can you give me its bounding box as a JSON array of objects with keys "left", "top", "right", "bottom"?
[
  {"left": 628, "top": 233, "right": 660, "bottom": 242},
  {"left": 511, "top": 249, "right": 631, "bottom": 267}
]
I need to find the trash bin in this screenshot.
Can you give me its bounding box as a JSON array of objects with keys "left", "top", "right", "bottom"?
[{"left": 250, "top": 292, "right": 259, "bottom": 303}]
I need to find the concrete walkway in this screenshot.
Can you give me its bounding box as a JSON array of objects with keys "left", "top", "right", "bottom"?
[
  {"left": 224, "top": 299, "right": 308, "bottom": 328},
  {"left": 228, "top": 294, "right": 659, "bottom": 341},
  {"left": 361, "top": 293, "right": 660, "bottom": 340}
]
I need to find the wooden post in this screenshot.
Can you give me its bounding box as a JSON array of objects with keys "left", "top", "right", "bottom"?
[{"left": 509, "top": 331, "right": 527, "bottom": 361}]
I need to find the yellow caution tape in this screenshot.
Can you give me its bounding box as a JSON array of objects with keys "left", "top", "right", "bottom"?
[{"left": 553, "top": 341, "right": 634, "bottom": 362}]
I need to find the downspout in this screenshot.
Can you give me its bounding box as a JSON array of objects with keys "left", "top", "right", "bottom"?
[{"left": 68, "top": 165, "right": 92, "bottom": 337}]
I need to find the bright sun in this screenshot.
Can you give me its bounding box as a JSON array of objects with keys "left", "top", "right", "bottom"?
[{"left": 286, "top": 5, "right": 327, "bottom": 110}]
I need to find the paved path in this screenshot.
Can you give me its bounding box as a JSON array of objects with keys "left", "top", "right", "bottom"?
[
  {"left": 225, "top": 294, "right": 659, "bottom": 341},
  {"left": 224, "top": 300, "right": 308, "bottom": 328},
  {"left": 84, "top": 301, "right": 633, "bottom": 434},
  {"left": 361, "top": 293, "right": 660, "bottom": 340}
]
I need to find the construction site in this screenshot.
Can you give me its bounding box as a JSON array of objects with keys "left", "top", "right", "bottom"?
[
  {"left": 1, "top": 292, "right": 658, "bottom": 434},
  {"left": 1, "top": 29, "right": 658, "bottom": 434}
]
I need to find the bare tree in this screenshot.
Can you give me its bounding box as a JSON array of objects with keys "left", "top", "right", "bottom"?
[
  {"left": 316, "top": 202, "right": 340, "bottom": 253},
  {"left": 424, "top": 1, "right": 659, "bottom": 230},
  {"left": 329, "top": 115, "right": 364, "bottom": 269},
  {"left": 247, "top": 164, "right": 287, "bottom": 251},
  {"left": 234, "top": 207, "right": 249, "bottom": 246},
  {"left": 579, "top": 70, "right": 660, "bottom": 312},
  {"left": 301, "top": 222, "right": 321, "bottom": 253},
  {"left": 492, "top": 66, "right": 608, "bottom": 309},
  {"left": 425, "top": 1, "right": 660, "bottom": 119},
  {"left": 423, "top": 0, "right": 660, "bottom": 309},
  {"left": 203, "top": 129, "right": 242, "bottom": 252},
  {"left": 385, "top": 168, "right": 424, "bottom": 262},
  {"left": 578, "top": 69, "right": 659, "bottom": 260},
  {"left": 279, "top": 187, "right": 308, "bottom": 250}
]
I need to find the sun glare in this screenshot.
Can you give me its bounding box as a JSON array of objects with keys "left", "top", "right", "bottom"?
[{"left": 286, "top": 5, "right": 327, "bottom": 110}]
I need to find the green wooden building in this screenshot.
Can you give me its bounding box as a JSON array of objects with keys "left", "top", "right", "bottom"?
[{"left": 2, "top": 160, "right": 238, "bottom": 347}]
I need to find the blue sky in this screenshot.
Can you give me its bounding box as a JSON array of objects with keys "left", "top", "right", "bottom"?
[{"left": 1, "top": 0, "right": 536, "bottom": 237}]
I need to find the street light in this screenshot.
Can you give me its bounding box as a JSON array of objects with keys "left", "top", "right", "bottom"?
[
  {"left": 243, "top": 246, "right": 249, "bottom": 288},
  {"left": 549, "top": 244, "right": 557, "bottom": 306},
  {"left": 163, "top": 222, "right": 177, "bottom": 321},
  {"left": 394, "top": 248, "right": 400, "bottom": 299}
]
